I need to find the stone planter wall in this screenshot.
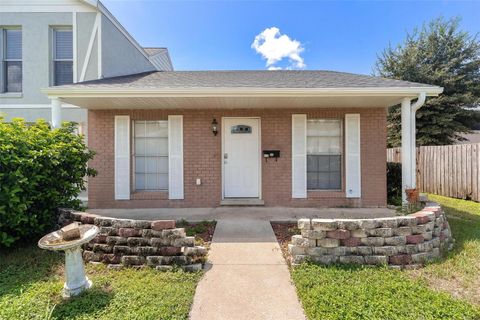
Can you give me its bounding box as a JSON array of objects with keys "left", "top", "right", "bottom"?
[
  {"left": 289, "top": 203, "right": 453, "bottom": 268},
  {"left": 58, "top": 209, "right": 207, "bottom": 271}
]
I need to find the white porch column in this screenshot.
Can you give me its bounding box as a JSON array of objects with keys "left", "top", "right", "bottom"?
[
  {"left": 401, "top": 98, "right": 412, "bottom": 203},
  {"left": 51, "top": 98, "right": 62, "bottom": 129}
]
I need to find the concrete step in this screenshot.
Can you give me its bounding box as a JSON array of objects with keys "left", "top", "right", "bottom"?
[{"left": 220, "top": 199, "right": 265, "bottom": 206}]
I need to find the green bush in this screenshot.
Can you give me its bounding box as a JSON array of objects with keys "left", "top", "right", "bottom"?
[
  {"left": 0, "top": 119, "right": 96, "bottom": 248},
  {"left": 387, "top": 162, "right": 402, "bottom": 206}
]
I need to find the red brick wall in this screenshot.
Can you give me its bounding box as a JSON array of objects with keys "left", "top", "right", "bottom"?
[{"left": 88, "top": 108, "right": 387, "bottom": 208}]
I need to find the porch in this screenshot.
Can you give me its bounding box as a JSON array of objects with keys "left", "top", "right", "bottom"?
[{"left": 88, "top": 206, "right": 397, "bottom": 222}]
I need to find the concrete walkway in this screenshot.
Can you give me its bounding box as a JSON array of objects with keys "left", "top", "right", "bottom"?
[{"left": 189, "top": 219, "right": 306, "bottom": 320}]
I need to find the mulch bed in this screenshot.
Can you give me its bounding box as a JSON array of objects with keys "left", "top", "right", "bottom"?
[
  {"left": 271, "top": 222, "right": 298, "bottom": 262},
  {"left": 179, "top": 221, "right": 217, "bottom": 246}
]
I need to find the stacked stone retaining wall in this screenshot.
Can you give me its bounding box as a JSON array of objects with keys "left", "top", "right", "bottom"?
[
  {"left": 58, "top": 209, "right": 207, "bottom": 271},
  {"left": 289, "top": 203, "right": 453, "bottom": 268}
]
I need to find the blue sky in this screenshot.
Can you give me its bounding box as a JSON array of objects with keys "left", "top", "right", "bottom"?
[{"left": 103, "top": 0, "right": 480, "bottom": 75}]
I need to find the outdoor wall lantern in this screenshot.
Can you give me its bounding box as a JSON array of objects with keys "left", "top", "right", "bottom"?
[{"left": 211, "top": 118, "right": 218, "bottom": 136}]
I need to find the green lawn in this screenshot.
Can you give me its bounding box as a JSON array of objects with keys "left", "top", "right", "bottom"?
[
  {"left": 0, "top": 246, "right": 202, "bottom": 320},
  {"left": 292, "top": 194, "right": 480, "bottom": 320}
]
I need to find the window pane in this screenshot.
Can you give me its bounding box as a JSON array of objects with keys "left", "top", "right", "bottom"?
[
  {"left": 145, "top": 121, "right": 168, "bottom": 137},
  {"left": 54, "top": 61, "right": 73, "bottom": 85},
  {"left": 307, "top": 172, "right": 319, "bottom": 190},
  {"left": 5, "top": 61, "right": 22, "bottom": 92},
  {"left": 135, "top": 174, "right": 145, "bottom": 190},
  {"left": 145, "top": 157, "right": 158, "bottom": 173},
  {"left": 158, "top": 157, "right": 168, "bottom": 174},
  {"left": 145, "top": 174, "right": 158, "bottom": 190},
  {"left": 135, "top": 156, "right": 145, "bottom": 173},
  {"left": 330, "top": 155, "right": 341, "bottom": 172},
  {"left": 329, "top": 172, "right": 342, "bottom": 190},
  {"left": 158, "top": 174, "right": 168, "bottom": 190},
  {"left": 54, "top": 30, "right": 73, "bottom": 60},
  {"left": 5, "top": 30, "right": 22, "bottom": 60}
]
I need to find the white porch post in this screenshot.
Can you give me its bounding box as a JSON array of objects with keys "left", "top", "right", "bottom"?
[
  {"left": 51, "top": 98, "right": 62, "bottom": 129},
  {"left": 401, "top": 98, "right": 412, "bottom": 203}
]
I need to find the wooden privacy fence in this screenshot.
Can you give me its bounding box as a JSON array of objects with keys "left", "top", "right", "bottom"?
[{"left": 387, "top": 143, "right": 480, "bottom": 202}]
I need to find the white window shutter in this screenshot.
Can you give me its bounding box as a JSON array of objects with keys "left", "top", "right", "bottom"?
[
  {"left": 292, "top": 114, "right": 307, "bottom": 198},
  {"left": 114, "top": 116, "right": 130, "bottom": 200},
  {"left": 168, "top": 115, "right": 184, "bottom": 199},
  {"left": 345, "top": 114, "right": 361, "bottom": 198}
]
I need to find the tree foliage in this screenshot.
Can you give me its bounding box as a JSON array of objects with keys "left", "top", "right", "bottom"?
[
  {"left": 375, "top": 17, "right": 480, "bottom": 147},
  {"left": 0, "top": 119, "right": 96, "bottom": 247}
]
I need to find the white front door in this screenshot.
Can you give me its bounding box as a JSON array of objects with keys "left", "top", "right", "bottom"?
[{"left": 223, "top": 118, "right": 260, "bottom": 198}]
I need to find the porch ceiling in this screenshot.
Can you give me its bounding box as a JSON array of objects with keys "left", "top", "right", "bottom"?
[{"left": 55, "top": 95, "right": 414, "bottom": 109}]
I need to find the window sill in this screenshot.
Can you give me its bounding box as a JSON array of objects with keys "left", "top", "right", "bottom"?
[{"left": 0, "top": 92, "right": 22, "bottom": 98}]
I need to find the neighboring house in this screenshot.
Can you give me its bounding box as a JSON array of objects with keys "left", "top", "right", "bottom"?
[
  {"left": 43, "top": 71, "right": 442, "bottom": 208},
  {"left": 0, "top": 0, "right": 172, "bottom": 133}
]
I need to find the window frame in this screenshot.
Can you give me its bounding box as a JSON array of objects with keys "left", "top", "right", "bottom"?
[
  {"left": 306, "top": 118, "right": 344, "bottom": 192},
  {"left": 52, "top": 27, "right": 73, "bottom": 86},
  {"left": 2, "top": 27, "right": 22, "bottom": 93},
  {"left": 132, "top": 120, "right": 169, "bottom": 192}
]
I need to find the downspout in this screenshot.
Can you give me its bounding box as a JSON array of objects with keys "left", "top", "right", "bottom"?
[{"left": 410, "top": 92, "right": 426, "bottom": 189}]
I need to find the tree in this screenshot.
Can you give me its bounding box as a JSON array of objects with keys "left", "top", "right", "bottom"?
[
  {"left": 0, "top": 119, "right": 96, "bottom": 247},
  {"left": 375, "top": 17, "right": 480, "bottom": 147}
]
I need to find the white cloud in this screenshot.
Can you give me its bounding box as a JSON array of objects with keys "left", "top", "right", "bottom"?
[{"left": 252, "top": 27, "right": 305, "bottom": 70}]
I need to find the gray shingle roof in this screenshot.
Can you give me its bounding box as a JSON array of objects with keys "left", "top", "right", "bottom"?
[{"left": 58, "top": 70, "right": 439, "bottom": 89}]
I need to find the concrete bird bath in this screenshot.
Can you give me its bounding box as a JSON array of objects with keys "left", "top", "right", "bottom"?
[{"left": 38, "top": 223, "right": 99, "bottom": 298}]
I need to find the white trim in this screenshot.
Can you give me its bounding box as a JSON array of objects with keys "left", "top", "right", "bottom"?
[
  {"left": 97, "top": 12, "right": 102, "bottom": 79},
  {"left": 43, "top": 86, "right": 444, "bottom": 98},
  {"left": 221, "top": 117, "right": 262, "bottom": 200},
  {"left": 79, "top": 12, "right": 100, "bottom": 82},
  {"left": 0, "top": 103, "right": 81, "bottom": 109},
  {"left": 72, "top": 11, "right": 78, "bottom": 83}
]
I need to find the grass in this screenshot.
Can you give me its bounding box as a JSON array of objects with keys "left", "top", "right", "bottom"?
[
  {"left": 292, "top": 194, "right": 480, "bottom": 320},
  {"left": 0, "top": 246, "right": 202, "bottom": 320},
  {"left": 407, "top": 194, "right": 480, "bottom": 304}
]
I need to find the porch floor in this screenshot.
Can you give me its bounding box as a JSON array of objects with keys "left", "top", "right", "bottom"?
[{"left": 88, "top": 206, "right": 397, "bottom": 222}]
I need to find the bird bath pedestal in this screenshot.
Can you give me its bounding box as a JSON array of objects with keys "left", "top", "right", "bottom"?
[{"left": 38, "top": 224, "right": 99, "bottom": 298}]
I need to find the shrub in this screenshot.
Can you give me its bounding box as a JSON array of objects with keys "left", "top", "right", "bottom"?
[
  {"left": 387, "top": 162, "right": 402, "bottom": 206},
  {"left": 0, "top": 119, "right": 96, "bottom": 248}
]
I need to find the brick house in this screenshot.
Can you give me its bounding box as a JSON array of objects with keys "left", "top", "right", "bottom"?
[{"left": 43, "top": 70, "right": 442, "bottom": 208}]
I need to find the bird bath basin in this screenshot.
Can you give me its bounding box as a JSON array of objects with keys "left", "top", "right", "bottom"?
[{"left": 38, "top": 224, "right": 99, "bottom": 298}]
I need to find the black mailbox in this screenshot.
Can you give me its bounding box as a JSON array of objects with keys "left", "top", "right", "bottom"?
[{"left": 263, "top": 150, "right": 280, "bottom": 161}]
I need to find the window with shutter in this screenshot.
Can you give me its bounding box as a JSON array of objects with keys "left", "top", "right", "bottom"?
[
  {"left": 53, "top": 29, "right": 73, "bottom": 86},
  {"left": 3, "top": 29, "right": 22, "bottom": 93},
  {"left": 307, "top": 119, "right": 342, "bottom": 190}
]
